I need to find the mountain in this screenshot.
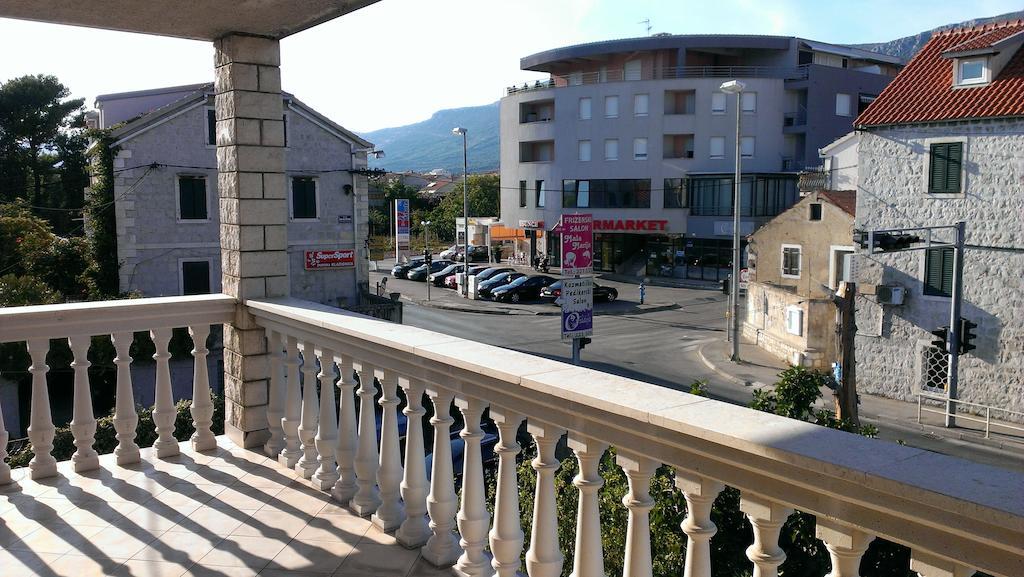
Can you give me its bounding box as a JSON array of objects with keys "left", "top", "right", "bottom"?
[
  {"left": 853, "top": 10, "right": 1024, "bottom": 61},
  {"left": 360, "top": 102, "right": 500, "bottom": 174}
]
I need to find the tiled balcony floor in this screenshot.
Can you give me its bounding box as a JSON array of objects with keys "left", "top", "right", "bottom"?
[{"left": 0, "top": 438, "right": 450, "bottom": 577}]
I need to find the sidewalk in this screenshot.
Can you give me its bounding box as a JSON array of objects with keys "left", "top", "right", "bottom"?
[
  {"left": 698, "top": 337, "right": 1024, "bottom": 465},
  {"left": 400, "top": 290, "right": 679, "bottom": 317}
]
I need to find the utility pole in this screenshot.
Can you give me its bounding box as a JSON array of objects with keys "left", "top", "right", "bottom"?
[
  {"left": 833, "top": 282, "right": 858, "bottom": 425},
  {"left": 945, "top": 221, "right": 966, "bottom": 427}
]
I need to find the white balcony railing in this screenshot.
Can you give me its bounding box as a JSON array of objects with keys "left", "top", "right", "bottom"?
[{"left": 1, "top": 295, "right": 1023, "bottom": 577}]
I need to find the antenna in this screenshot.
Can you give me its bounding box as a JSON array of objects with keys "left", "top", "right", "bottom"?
[{"left": 639, "top": 18, "right": 651, "bottom": 36}]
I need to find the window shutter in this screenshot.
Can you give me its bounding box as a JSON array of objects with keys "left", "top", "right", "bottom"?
[
  {"left": 930, "top": 143, "right": 962, "bottom": 193},
  {"left": 940, "top": 247, "right": 955, "bottom": 295},
  {"left": 925, "top": 247, "right": 954, "bottom": 296},
  {"left": 945, "top": 142, "right": 962, "bottom": 192},
  {"left": 929, "top": 144, "right": 947, "bottom": 192}
]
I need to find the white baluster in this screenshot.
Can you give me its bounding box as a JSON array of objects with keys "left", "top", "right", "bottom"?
[
  {"left": 312, "top": 346, "right": 339, "bottom": 491},
  {"left": 372, "top": 369, "right": 406, "bottom": 531},
  {"left": 453, "top": 395, "right": 493, "bottom": 577},
  {"left": 488, "top": 409, "right": 524, "bottom": 577},
  {"left": 396, "top": 378, "right": 431, "bottom": 548},
  {"left": 740, "top": 493, "right": 793, "bottom": 577},
  {"left": 526, "top": 422, "right": 566, "bottom": 577},
  {"left": 910, "top": 552, "right": 974, "bottom": 577},
  {"left": 264, "top": 329, "right": 286, "bottom": 457},
  {"left": 150, "top": 328, "right": 178, "bottom": 458},
  {"left": 27, "top": 338, "right": 56, "bottom": 479},
  {"left": 111, "top": 332, "right": 140, "bottom": 466},
  {"left": 351, "top": 363, "right": 381, "bottom": 515},
  {"left": 332, "top": 355, "right": 358, "bottom": 503},
  {"left": 617, "top": 452, "right": 658, "bottom": 577},
  {"left": 422, "top": 386, "right": 462, "bottom": 567},
  {"left": 0, "top": 395, "right": 9, "bottom": 484},
  {"left": 68, "top": 335, "right": 98, "bottom": 473},
  {"left": 568, "top": 434, "right": 607, "bottom": 577},
  {"left": 815, "top": 519, "right": 874, "bottom": 577},
  {"left": 675, "top": 472, "right": 724, "bottom": 577},
  {"left": 295, "top": 341, "right": 320, "bottom": 479},
  {"left": 188, "top": 324, "right": 216, "bottom": 452},
  {"left": 279, "top": 335, "right": 302, "bottom": 467}
]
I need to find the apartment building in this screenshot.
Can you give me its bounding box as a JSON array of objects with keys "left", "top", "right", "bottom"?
[
  {"left": 499, "top": 35, "right": 900, "bottom": 281},
  {"left": 94, "top": 83, "right": 374, "bottom": 306}
]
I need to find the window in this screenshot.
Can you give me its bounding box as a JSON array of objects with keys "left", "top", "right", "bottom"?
[
  {"left": 785, "top": 306, "right": 803, "bottom": 336},
  {"left": 569, "top": 71, "right": 583, "bottom": 86},
  {"left": 206, "top": 108, "right": 216, "bottom": 146},
  {"left": 519, "top": 180, "right": 527, "bottom": 208},
  {"left": 664, "top": 178, "right": 687, "bottom": 208},
  {"left": 835, "top": 93, "right": 852, "bottom": 116},
  {"left": 924, "top": 247, "right": 954, "bottom": 297},
  {"left": 663, "top": 134, "right": 694, "bottom": 159},
  {"left": 740, "top": 136, "right": 755, "bottom": 158},
  {"left": 624, "top": 59, "right": 642, "bottom": 81},
  {"left": 711, "top": 92, "right": 726, "bottom": 115},
  {"left": 282, "top": 113, "right": 288, "bottom": 147},
  {"left": 689, "top": 175, "right": 798, "bottom": 217},
  {"left": 579, "top": 97, "right": 592, "bottom": 120},
  {"left": 604, "top": 139, "right": 618, "bottom": 161},
  {"left": 634, "top": 93, "right": 649, "bottom": 116},
  {"left": 563, "top": 179, "right": 650, "bottom": 208},
  {"left": 578, "top": 140, "right": 591, "bottom": 162},
  {"left": 741, "top": 92, "right": 757, "bottom": 113},
  {"left": 633, "top": 138, "right": 648, "bottom": 160},
  {"left": 291, "top": 176, "right": 317, "bottom": 219},
  {"left": 535, "top": 180, "right": 545, "bottom": 208},
  {"left": 665, "top": 90, "right": 695, "bottom": 114},
  {"left": 709, "top": 136, "right": 725, "bottom": 159},
  {"left": 181, "top": 261, "right": 211, "bottom": 296},
  {"left": 809, "top": 203, "right": 822, "bottom": 221},
  {"left": 957, "top": 58, "right": 987, "bottom": 85},
  {"left": 604, "top": 95, "right": 619, "bottom": 118},
  {"left": 928, "top": 142, "right": 963, "bottom": 193},
  {"left": 782, "top": 245, "right": 802, "bottom": 278},
  {"left": 178, "top": 176, "right": 208, "bottom": 220}
]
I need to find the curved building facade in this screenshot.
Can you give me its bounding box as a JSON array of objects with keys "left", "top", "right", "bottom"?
[{"left": 499, "top": 34, "right": 900, "bottom": 280}]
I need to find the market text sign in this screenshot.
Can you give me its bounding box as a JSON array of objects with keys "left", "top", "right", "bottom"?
[
  {"left": 561, "top": 213, "right": 593, "bottom": 277},
  {"left": 304, "top": 249, "right": 355, "bottom": 270},
  {"left": 561, "top": 277, "right": 593, "bottom": 340},
  {"left": 593, "top": 219, "right": 668, "bottom": 231},
  {"left": 395, "top": 199, "right": 410, "bottom": 249}
]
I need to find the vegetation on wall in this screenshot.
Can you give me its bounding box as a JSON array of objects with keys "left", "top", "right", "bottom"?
[{"left": 82, "top": 130, "right": 120, "bottom": 299}]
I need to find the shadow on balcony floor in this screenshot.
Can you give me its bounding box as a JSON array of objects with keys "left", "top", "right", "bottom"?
[{"left": 0, "top": 438, "right": 451, "bottom": 577}]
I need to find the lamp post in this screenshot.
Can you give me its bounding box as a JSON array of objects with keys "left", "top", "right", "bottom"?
[
  {"left": 421, "top": 220, "right": 431, "bottom": 301},
  {"left": 720, "top": 79, "right": 746, "bottom": 362},
  {"left": 452, "top": 127, "right": 469, "bottom": 296}
]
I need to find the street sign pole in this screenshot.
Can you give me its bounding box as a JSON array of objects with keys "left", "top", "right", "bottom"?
[
  {"left": 945, "top": 221, "right": 966, "bottom": 427},
  {"left": 572, "top": 337, "right": 581, "bottom": 365}
]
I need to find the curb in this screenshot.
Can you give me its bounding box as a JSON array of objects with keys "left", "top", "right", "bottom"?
[
  {"left": 697, "top": 344, "right": 769, "bottom": 388},
  {"left": 405, "top": 296, "right": 680, "bottom": 317}
]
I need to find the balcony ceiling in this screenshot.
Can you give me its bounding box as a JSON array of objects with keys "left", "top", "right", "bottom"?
[{"left": 0, "top": 0, "right": 380, "bottom": 41}]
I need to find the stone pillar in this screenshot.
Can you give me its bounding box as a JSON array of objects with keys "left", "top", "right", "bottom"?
[
  {"left": 215, "top": 34, "right": 288, "bottom": 448},
  {"left": 815, "top": 519, "right": 874, "bottom": 577}
]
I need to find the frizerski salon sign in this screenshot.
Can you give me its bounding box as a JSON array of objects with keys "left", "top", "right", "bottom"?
[
  {"left": 592, "top": 219, "right": 669, "bottom": 231},
  {"left": 304, "top": 249, "right": 355, "bottom": 270}
]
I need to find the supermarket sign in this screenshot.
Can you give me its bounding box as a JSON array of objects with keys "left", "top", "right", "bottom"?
[{"left": 304, "top": 249, "right": 355, "bottom": 270}]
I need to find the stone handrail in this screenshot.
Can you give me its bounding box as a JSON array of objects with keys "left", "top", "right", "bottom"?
[{"left": 247, "top": 297, "right": 1023, "bottom": 577}]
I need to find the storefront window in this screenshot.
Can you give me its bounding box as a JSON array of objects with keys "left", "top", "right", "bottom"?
[
  {"left": 688, "top": 175, "right": 797, "bottom": 216},
  {"left": 562, "top": 179, "right": 651, "bottom": 209},
  {"left": 664, "top": 178, "right": 687, "bottom": 208}
]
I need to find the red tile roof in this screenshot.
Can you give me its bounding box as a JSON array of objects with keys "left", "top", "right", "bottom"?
[
  {"left": 857, "top": 20, "right": 1024, "bottom": 127},
  {"left": 819, "top": 190, "right": 856, "bottom": 217}
]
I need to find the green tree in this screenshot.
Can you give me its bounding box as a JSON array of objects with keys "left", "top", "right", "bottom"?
[
  {"left": 0, "top": 200, "right": 89, "bottom": 304},
  {"left": 426, "top": 174, "right": 500, "bottom": 243}
]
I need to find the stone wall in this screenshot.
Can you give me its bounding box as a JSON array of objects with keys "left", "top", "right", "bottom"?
[
  {"left": 855, "top": 119, "right": 1024, "bottom": 420},
  {"left": 744, "top": 282, "right": 835, "bottom": 368}
]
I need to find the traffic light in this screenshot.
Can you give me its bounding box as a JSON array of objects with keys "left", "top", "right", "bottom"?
[
  {"left": 930, "top": 326, "right": 949, "bottom": 350},
  {"left": 853, "top": 230, "right": 922, "bottom": 251},
  {"left": 578, "top": 337, "right": 592, "bottom": 350},
  {"left": 423, "top": 249, "right": 432, "bottom": 264},
  {"left": 959, "top": 317, "right": 978, "bottom": 355}
]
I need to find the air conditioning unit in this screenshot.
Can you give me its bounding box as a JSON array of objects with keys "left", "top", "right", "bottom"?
[{"left": 876, "top": 285, "right": 905, "bottom": 305}]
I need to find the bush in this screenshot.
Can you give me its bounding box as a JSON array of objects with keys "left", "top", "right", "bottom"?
[{"left": 8, "top": 393, "right": 225, "bottom": 469}]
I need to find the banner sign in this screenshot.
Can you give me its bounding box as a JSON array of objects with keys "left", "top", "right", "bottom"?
[
  {"left": 518, "top": 219, "right": 544, "bottom": 229},
  {"left": 561, "top": 214, "right": 593, "bottom": 277},
  {"left": 395, "top": 199, "right": 410, "bottom": 249},
  {"left": 305, "top": 249, "right": 355, "bottom": 270},
  {"left": 561, "top": 277, "right": 593, "bottom": 340}
]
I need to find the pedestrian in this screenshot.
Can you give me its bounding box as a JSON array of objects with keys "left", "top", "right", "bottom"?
[{"left": 639, "top": 281, "right": 646, "bottom": 305}]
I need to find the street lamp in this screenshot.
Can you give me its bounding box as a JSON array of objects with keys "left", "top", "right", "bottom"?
[
  {"left": 421, "top": 220, "right": 432, "bottom": 301},
  {"left": 452, "top": 127, "right": 469, "bottom": 296},
  {"left": 720, "top": 79, "right": 746, "bottom": 362}
]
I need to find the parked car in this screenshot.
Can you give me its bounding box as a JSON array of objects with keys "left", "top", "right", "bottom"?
[
  {"left": 492, "top": 275, "right": 557, "bottom": 303},
  {"left": 407, "top": 260, "right": 453, "bottom": 281},
  {"left": 474, "top": 267, "right": 513, "bottom": 283},
  {"left": 476, "top": 271, "right": 525, "bottom": 299},
  {"left": 540, "top": 280, "right": 619, "bottom": 303},
  {"left": 445, "top": 265, "right": 489, "bottom": 289},
  {"left": 456, "top": 245, "right": 489, "bottom": 263},
  {"left": 439, "top": 245, "right": 461, "bottom": 260},
  {"left": 391, "top": 257, "right": 425, "bottom": 279},
  {"left": 428, "top": 263, "right": 465, "bottom": 286}
]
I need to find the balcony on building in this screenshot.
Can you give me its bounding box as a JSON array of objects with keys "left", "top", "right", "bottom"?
[
  {"left": 663, "top": 134, "right": 695, "bottom": 159},
  {"left": 519, "top": 99, "right": 554, "bottom": 123},
  {"left": 519, "top": 140, "right": 555, "bottom": 163}
]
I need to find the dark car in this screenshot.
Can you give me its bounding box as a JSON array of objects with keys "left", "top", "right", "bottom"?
[
  {"left": 391, "top": 257, "right": 425, "bottom": 279},
  {"left": 474, "top": 267, "right": 513, "bottom": 283},
  {"left": 540, "top": 280, "right": 619, "bottom": 303},
  {"left": 428, "top": 263, "right": 465, "bottom": 287},
  {"left": 477, "top": 271, "right": 525, "bottom": 299},
  {"left": 456, "top": 245, "right": 489, "bottom": 263},
  {"left": 492, "top": 275, "right": 557, "bottom": 303},
  {"left": 407, "top": 260, "right": 453, "bottom": 281},
  {"left": 445, "top": 265, "right": 489, "bottom": 289}
]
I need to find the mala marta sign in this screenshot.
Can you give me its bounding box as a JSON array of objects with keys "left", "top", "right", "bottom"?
[
  {"left": 561, "top": 213, "right": 593, "bottom": 277},
  {"left": 561, "top": 277, "right": 593, "bottom": 339},
  {"left": 560, "top": 213, "right": 594, "bottom": 341},
  {"left": 395, "top": 199, "right": 410, "bottom": 249},
  {"left": 304, "top": 249, "right": 355, "bottom": 270}
]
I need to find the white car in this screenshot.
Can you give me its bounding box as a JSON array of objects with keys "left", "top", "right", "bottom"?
[{"left": 439, "top": 245, "right": 462, "bottom": 260}]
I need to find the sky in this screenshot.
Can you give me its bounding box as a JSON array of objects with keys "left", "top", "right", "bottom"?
[{"left": 0, "top": 0, "right": 1020, "bottom": 133}]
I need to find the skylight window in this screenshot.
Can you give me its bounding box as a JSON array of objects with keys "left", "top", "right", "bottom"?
[{"left": 956, "top": 58, "right": 988, "bottom": 86}]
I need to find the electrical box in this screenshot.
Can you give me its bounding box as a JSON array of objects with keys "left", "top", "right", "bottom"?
[{"left": 876, "top": 285, "right": 905, "bottom": 305}]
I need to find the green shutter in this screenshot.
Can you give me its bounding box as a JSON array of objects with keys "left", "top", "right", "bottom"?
[
  {"left": 945, "top": 142, "right": 962, "bottom": 193},
  {"left": 924, "top": 247, "right": 954, "bottom": 296},
  {"left": 929, "top": 143, "right": 962, "bottom": 193}
]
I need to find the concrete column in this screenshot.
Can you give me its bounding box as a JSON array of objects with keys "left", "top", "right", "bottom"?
[{"left": 215, "top": 34, "right": 287, "bottom": 448}]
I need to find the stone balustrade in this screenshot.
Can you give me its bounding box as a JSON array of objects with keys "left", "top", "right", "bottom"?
[{"left": 1, "top": 294, "right": 1022, "bottom": 577}]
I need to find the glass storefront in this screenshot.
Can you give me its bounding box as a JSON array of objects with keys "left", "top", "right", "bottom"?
[{"left": 645, "top": 237, "right": 746, "bottom": 281}]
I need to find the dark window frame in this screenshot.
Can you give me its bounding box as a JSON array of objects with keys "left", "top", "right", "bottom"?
[
  {"left": 924, "top": 247, "right": 954, "bottom": 297},
  {"left": 206, "top": 108, "right": 216, "bottom": 146},
  {"left": 928, "top": 142, "right": 963, "bottom": 194},
  {"left": 519, "top": 180, "right": 527, "bottom": 208},
  {"left": 181, "top": 260, "right": 212, "bottom": 295},
  {"left": 664, "top": 178, "right": 688, "bottom": 208},
  {"left": 291, "top": 176, "right": 318, "bottom": 220},
  {"left": 782, "top": 246, "right": 802, "bottom": 277},
  {"left": 178, "top": 175, "right": 208, "bottom": 220},
  {"left": 562, "top": 179, "right": 650, "bottom": 209},
  {"left": 809, "top": 203, "right": 822, "bottom": 221}
]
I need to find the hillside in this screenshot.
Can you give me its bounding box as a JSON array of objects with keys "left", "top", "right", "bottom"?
[
  {"left": 361, "top": 102, "right": 500, "bottom": 174},
  {"left": 852, "top": 10, "right": 1024, "bottom": 61}
]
